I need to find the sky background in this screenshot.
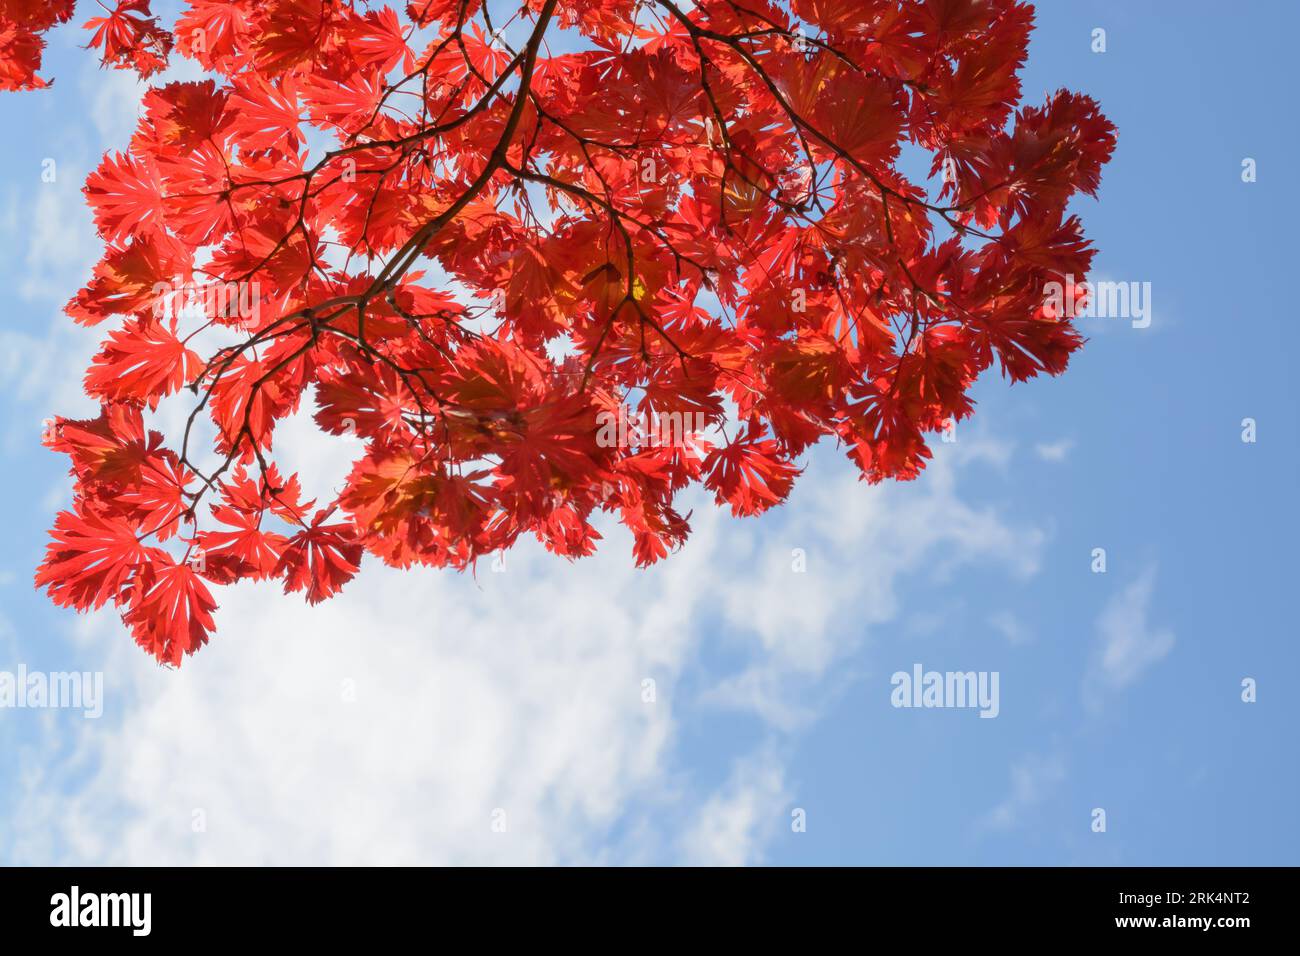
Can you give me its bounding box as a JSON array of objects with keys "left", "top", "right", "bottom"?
[{"left": 0, "top": 1, "right": 1296, "bottom": 865}]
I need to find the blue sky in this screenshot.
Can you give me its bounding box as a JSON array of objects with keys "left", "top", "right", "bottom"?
[{"left": 0, "top": 1, "right": 1296, "bottom": 865}]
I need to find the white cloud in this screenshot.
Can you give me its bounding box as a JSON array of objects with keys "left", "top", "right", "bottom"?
[
  {"left": 15, "top": 166, "right": 97, "bottom": 304},
  {"left": 0, "top": 147, "right": 105, "bottom": 461},
  {"left": 6, "top": 423, "right": 1045, "bottom": 864},
  {"left": 981, "top": 752, "right": 1066, "bottom": 832},
  {"left": 12, "top": 537, "right": 690, "bottom": 864},
  {"left": 700, "top": 438, "right": 1043, "bottom": 730},
  {"left": 990, "top": 610, "right": 1032, "bottom": 645},
  {"left": 677, "top": 749, "right": 787, "bottom": 866},
  {"left": 85, "top": 69, "right": 149, "bottom": 148},
  {"left": 1085, "top": 566, "right": 1175, "bottom": 708},
  {"left": 0, "top": 311, "right": 107, "bottom": 473},
  {"left": 1034, "top": 439, "right": 1074, "bottom": 463},
  {"left": 80, "top": 51, "right": 210, "bottom": 149}
]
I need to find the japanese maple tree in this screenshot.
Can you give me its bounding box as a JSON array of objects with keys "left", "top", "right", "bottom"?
[{"left": 5, "top": 0, "right": 1115, "bottom": 665}]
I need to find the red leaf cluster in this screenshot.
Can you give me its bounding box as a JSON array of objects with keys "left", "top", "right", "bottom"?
[{"left": 7, "top": 0, "right": 1115, "bottom": 664}]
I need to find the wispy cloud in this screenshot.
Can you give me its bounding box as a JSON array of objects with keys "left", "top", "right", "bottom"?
[
  {"left": 981, "top": 752, "right": 1066, "bottom": 832},
  {"left": 677, "top": 749, "right": 787, "bottom": 866},
  {"left": 1034, "top": 439, "right": 1075, "bottom": 463},
  {"left": 699, "top": 438, "right": 1044, "bottom": 730},
  {"left": 1085, "top": 567, "right": 1175, "bottom": 709},
  {"left": 990, "top": 610, "right": 1032, "bottom": 646}
]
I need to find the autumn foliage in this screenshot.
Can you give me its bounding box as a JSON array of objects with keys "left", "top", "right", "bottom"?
[{"left": 5, "top": 0, "right": 1115, "bottom": 664}]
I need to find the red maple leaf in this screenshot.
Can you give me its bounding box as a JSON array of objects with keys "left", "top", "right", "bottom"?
[{"left": 84, "top": 0, "right": 173, "bottom": 78}]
